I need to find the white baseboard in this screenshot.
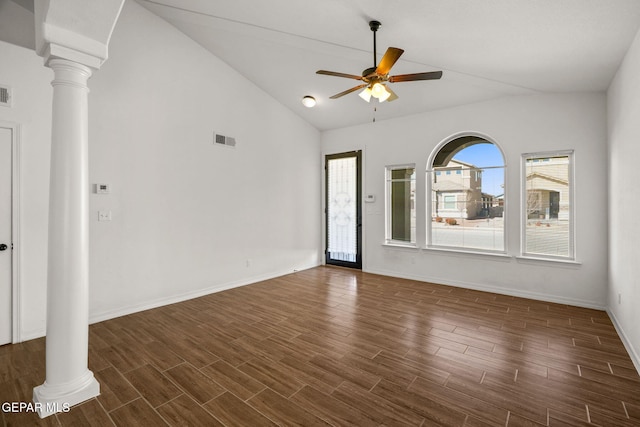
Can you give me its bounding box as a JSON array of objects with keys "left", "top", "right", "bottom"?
[
  {"left": 89, "top": 263, "right": 319, "bottom": 325},
  {"left": 365, "top": 267, "right": 607, "bottom": 310},
  {"left": 20, "top": 328, "right": 48, "bottom": 342},
  {"left": 19, "top": 263, "right": 319, "bottom": 342},
  {"left": 607, "top": 309, "right": 640, "bottom": 375}
]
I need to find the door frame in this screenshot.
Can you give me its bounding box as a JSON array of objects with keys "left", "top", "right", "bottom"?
[
  {"left": 1, "top": 121, "right": 21, "bottom": 344},
  {"left": 324, "top": 150, "right": 362, "bottom": 269}
]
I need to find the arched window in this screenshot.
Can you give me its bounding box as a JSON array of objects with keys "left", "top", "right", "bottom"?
[{"left": 427, "top": 135, "right": 505, "bottom": 252}]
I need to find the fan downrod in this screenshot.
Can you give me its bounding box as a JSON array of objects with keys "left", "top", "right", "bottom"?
[{"left": 369, "top": 20, "right": 381, "bottom": 68}]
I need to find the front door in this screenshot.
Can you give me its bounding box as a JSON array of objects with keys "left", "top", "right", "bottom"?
[
  {"left": 549, "top": 191, "right": 560, "bottom": 219},
  {"left": 0, "top": 126, "right": 12, "bottom": 345},
  {"left": 325, "top": 151, "right": 362, "bottom": 269}
]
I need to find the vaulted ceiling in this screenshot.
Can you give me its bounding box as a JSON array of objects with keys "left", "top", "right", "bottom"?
[
  {"left": 3, "top": 0, "right": 640, "bottom": 131},
  {"left": 137, "top": 0, "right": 640, "bottom": 130}
]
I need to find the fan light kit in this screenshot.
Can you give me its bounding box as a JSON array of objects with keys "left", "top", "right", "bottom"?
[
  {"left": 316, "top": 20, "right": 442, "bottom": 103},
  {"left": 359, "top": 82, "right": 391, "bottom": 102}
]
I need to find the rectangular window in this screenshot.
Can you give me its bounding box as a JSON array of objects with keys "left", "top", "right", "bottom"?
[
  {"left": 386, "top": 165, "right": 416, "bottom": 244},
  {"left": 443, "top": 195, "right": 456, "bottom": 209},
  {"left": 522, "top": 151, "right": 574, "bottom": 259}
]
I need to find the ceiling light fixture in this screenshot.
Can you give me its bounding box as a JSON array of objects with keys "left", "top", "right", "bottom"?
[
  {"left": 359, "top": 82, "right": 391, "bottom": 103},
  {"left": 358, "top": 87, "right": 372, "bottom": 102},
  {"left": 301, "top": 95, "right": 316, "bottom": 108}
]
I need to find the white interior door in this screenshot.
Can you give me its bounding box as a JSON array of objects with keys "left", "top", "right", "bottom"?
[{"left": 0, "top": 126, "right": 12, "bottom": 345}]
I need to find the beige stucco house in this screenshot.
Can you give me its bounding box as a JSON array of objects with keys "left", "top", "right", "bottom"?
[
  {"left": 432, "top": 159, "right": 483, "bottom": 219},
  {"left": 525, "top": 156, "right": 570, "bottom": 221}
]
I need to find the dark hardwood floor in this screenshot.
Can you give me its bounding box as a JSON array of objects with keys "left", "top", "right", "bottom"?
[{"left": 1, "top": 266, "right": 639, "bottom": 426}]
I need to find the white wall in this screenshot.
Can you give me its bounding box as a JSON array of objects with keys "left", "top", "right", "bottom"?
[
  {"left": 322, "top": 92, "right": 608, "bottom": 308},
  {"left": 0, "top": 40, "right": 53, "bottom": 339},
  {"left": 0, "top": 0, "right": 321, "bottom": 340},
  {"left": 607, "top": 28, "right": 640, "bottom": 371}
]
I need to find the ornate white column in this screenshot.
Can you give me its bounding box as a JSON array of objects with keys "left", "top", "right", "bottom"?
[
  {"left": 32, "top": 58, "right": 99, "bottom": 418},
  {"left": 31, "top": 0, "right": 123, "bottom": 418}
]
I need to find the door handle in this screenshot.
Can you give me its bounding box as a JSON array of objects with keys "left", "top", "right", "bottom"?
[{"left": 0, "top": 244, "right": 7, "bottom": 251}]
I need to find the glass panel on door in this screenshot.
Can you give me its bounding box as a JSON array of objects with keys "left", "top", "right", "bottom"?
[{"left": 325, "top": 151, "right": 362, "bottom": 269}]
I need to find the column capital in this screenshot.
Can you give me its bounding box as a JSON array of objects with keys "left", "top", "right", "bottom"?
[
  {"left": 35, "top": 0, "right": 125, "bottom": 70},
  {"left": 39, "top": 43, "right": 105, "bottom": 71},
  {"left": 47, "top": 58, "right": 93, "bottom": 89}
]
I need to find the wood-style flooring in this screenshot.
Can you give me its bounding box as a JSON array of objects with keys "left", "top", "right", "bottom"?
[{"left": 1, "top": 266, "right": 639, "bottom": 426}]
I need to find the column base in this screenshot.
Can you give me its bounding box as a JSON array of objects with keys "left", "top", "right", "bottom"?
[{"left": 33, "top": 371, "right": 100, "bottom": 418}]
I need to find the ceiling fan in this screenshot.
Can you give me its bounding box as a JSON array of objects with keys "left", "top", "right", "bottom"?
[{"left": 317, "top": 20, "right": 442, "bottom": 103}]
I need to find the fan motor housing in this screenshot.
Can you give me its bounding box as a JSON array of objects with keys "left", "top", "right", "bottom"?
[{"left": 362, "top": 67, "right": 377, "bottom": 77}]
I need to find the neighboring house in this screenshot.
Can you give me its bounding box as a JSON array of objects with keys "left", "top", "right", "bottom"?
[
  {"left": 525, "top": 157, "right": 570, "bottom": 221},
  {"left": 432, "top": 159, "right": 483, "bottom": 219}
]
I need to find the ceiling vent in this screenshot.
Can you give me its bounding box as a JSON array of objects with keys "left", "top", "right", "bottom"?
[
  {"left": 0, "top": 85, "right": 11, "bottom": 107},
  {"left": 213, "top": 132, "right": 236, "bottom": 148}
]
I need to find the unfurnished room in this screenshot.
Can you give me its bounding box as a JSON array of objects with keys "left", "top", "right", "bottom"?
[{"left": 1, "top": 0, "right": 640, "bottom": 425}]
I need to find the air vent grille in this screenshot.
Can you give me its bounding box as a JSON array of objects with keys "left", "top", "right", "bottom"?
[
  {"left": 213, "top": 132, "right": 236, "bottom": 148},
  {"left": 0, "top": 85, "right": 11, "bottom": 107}
]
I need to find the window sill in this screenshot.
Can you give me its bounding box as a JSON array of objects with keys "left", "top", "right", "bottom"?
[
  {"left": 382, "top": 241, "right": 418, "bottom": 250},
  {"left": 515, "top": 255, "right": 582, "bottom": 266},
  {"left": 381, "top": 245, "right": 582, "bottom": 266},
  {"left": 422, "top": 246, "right": 511, "bottom": 259}
]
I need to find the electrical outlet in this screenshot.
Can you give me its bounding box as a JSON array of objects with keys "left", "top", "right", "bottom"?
[{"left": 98, "top": 211, "right": 112, "bottom": 221}]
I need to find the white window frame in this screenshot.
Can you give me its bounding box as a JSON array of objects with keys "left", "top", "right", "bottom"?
[
  {"left": 521, "top": 150, "right": 575, "bottom": 261},
  {"left": 385, "top": 164, "right": 416, "bottom": 246},
  {"left": 443, "top": 194, "right": 457, "bottom": 210},
  {"left": 426, "top": 134, "right": 507, "bottom": 255}
]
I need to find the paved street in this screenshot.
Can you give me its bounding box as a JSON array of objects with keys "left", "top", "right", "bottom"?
[
  {"left": 431, "top": 218, "right": 569, "bottom": 255},
  {"left": 524, "top": 221, "right": 570, "bottom": 256},
  {"left": 432, "top": 222, "right": 504, "bottom": 250}
]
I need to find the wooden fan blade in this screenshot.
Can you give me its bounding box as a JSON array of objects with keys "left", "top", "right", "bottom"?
[
  {"left": 330, "top": 84, "right": 368, "bottom": 99},
  {"left": 389, "top": 71, "right": 443, "bottom": 83},
  {"left": 375, "top": 47, "right": 404, "bottom": 75},
  {"left": 316, "top": 70, "right": 364, "bottom": 80}
]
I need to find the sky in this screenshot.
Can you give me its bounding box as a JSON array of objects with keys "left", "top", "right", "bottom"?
[{"left": 452, "top": 143, "right": 505, "bottom": 196}]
